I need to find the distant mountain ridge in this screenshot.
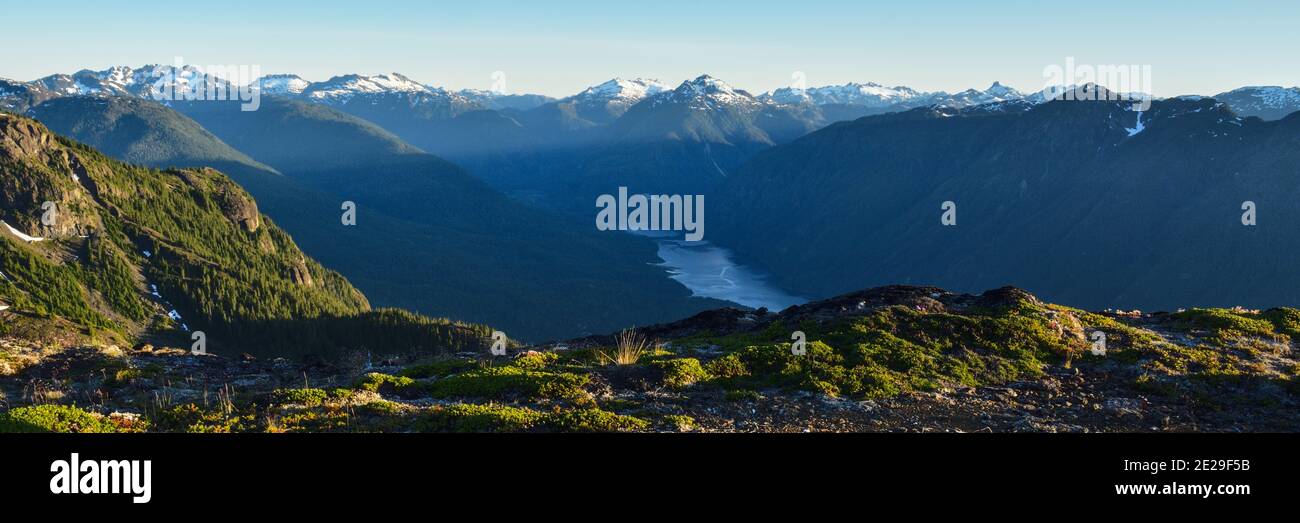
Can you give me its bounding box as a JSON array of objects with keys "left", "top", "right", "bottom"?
[
  {"left": 7, "top": 65, "right": 1298, "bottom": 125},
  {"left": 1212, "top": 86, "right": 1300, "bottom": 121},
  {"left": 712, "top": 91, "right": 1300, "bottom": 312}
]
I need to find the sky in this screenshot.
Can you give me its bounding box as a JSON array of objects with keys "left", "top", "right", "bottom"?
[{"left": 3, "top": 0, "right": 1297, "bottom": 98}]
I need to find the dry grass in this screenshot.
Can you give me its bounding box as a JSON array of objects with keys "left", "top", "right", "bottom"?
[{"left": 596, "top": 329, "right": 654, "bottom": 366}]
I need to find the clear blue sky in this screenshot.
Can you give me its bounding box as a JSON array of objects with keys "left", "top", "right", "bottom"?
[{"left": 4, "top": 0, "right": 1296, "bottom": 97}]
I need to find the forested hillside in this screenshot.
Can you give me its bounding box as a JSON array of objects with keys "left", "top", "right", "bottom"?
[{"left": 0, "top": 113, "right": 489, "bottom": 357}]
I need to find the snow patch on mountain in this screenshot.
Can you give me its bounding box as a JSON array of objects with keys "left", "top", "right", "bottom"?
[
  {"left": 2, "top": 220, "right": 44, "bottom": 242},
  {"left": 1126, "top": 109, "right": 1146, "bottom": 137}
]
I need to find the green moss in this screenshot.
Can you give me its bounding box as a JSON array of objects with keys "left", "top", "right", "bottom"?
[
  {"left": 415, "top": 403, "right": 546, "bottom": 433},
  {"left": 354, "top": 372, "right": 417, "bottom": 394},
  {"left": 412, "top": 403, "right": 648, "bottom": 433},
  {"left": 353, "top": 399, "right": 402, "bottom": 417},
  {"left": 649, "top": 358, "right": 711, "bottom": 389},
  {"left": 705, "top": 354, "right": 749, "bottom": 379},
  {"left": 0, "top": 404, "right": 119, "bottom": 433},
  {"left": 695, "top": 304, "right": 1067, "bottom": 399},
  {"left": 1143, "top": 343, "right": 1240, "bottom": 376},
  {"left": 509, "top": 352, "right": 560, "bottom": 370},
  {"left": 661, "top": 414, "right": 697, "bottom": 431},
  {"left": 425, "top": 366, "right": 589, "bottom": 401},
  {"left": 546, "top": 408, "right": 649, "bottom": 432},
  {"left": 270, "top": 388, "right": 329, "bottom": 407},
  {"left": 1169, "top": 308, "right": 1286, "bottom": 344},
  {"left": 1262, "top": 308, "right": 1300, "bottom": 341},
  {"left": 150, "top": 403, "right": 257, "bottom": 433},
  {"left": 274, "top": 408, "right": 349, "bottom": 433}
]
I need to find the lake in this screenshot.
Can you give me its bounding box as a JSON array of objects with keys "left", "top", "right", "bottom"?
[{"left": 654, "top": 239, "right": 807, "bottom": 311}]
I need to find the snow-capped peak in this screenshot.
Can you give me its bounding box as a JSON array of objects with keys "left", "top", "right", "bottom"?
[
  {"left": 33, "top": 65, "right": 233, "bottom": 99},
  {"left": 256, "top": 74, "right": 310, "bottom": 96},
  {"left": 983, "top": 81, "right": 1022, "bottom": 100},
  {"left": 303, "top": 72, "right": 432, "bottom": 103},
  {"left": 570, "top": 78, "right": 668, "bottom": 103},
  {"left": 656, "top": 75, "right": 759, "bottom": 110},
  {"left": 678, "top": 75, "right": 740, "bottom": 96},
  {"left": 764, "top": 82, "right": 926, "bottom": 108}
]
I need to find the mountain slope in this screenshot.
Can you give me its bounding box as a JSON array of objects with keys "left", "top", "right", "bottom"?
[
  {"left": 0, "top": 78, "right": 55, "bottom": 113},
  {"left": 0, "top": 113, "right": 487, "bottom": 356},
  {"left": 173, "top": 96, "right": 423, "bottom": 170},
  {"left": 713, "top": 94, "right": 1300, "bottom": 311},
  {"left": 28, "top": 96, "right": 276, "bottom": 175}
]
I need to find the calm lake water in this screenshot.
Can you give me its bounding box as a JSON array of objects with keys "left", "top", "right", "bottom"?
[{"left": 654, "top": 239, "right": 806, "bottom": 311}]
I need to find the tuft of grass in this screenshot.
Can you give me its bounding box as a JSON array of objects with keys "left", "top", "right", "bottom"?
[{"left": 596, "top": 329, "right": 653, "bottom": 366}]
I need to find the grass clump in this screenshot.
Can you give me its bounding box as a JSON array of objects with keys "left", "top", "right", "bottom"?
[
  {"left": 596, "top": 329, "right": 654, "bottom": 365},
  {"left": 0, "top": 404, "right": 120, "bottom": 433}
]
